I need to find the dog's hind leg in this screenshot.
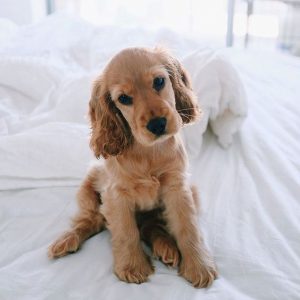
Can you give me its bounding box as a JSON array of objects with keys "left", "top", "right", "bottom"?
[
  {"left": 48, "top": 166, "right": 106, "bottom": 258},
  {"left": 137, "top": 208, "right": 180, "bottom": 268}
]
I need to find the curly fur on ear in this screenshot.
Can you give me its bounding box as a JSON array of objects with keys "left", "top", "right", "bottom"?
[
  {"left": 89, "top": 77, "right": 133, "bottom": 159},
  {"left": 155, "top": 48, "right": 200, "bottom": 124}
]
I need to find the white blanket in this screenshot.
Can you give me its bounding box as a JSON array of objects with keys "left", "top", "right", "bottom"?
[
  {"left": 182, "top": 49, "right": 247, "bottom": 157},
  {"left": 1, "top": 14, "right": 300, "bottom": 300}
]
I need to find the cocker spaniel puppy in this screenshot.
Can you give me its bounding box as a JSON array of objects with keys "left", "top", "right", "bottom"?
[{"left": 48, "top": 47, "right": 217, "bottom": 288}]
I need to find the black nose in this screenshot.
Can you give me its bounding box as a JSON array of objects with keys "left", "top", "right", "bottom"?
[{"left": 146, "top": 117, "right": 167, "bottom": 136}]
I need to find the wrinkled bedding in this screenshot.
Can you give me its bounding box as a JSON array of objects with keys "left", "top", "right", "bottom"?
[{"left": 0, "top": 14, "right": 300, "bottom": 300}]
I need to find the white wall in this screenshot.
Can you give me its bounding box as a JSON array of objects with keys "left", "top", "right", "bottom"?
[
  {"left": 52, "top": 0, "right": 229, "bottom": 38},
  {"left": 278, "top": 5, "right": 300, "bottom": 50},
  {"left": 0, "top": 0, "right": 47, "bottom": 24}
]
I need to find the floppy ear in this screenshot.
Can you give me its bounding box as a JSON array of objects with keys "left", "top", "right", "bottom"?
[
  {"left": 89, "top": 76, "right": 133, "bottom": 159},
  {"left": 155, "top": 48, "right": 200, "bottom": 124}
]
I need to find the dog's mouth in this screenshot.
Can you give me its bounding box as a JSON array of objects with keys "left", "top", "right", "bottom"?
[
  {"left": 150, "top": 129, "right": 168, "bottom": 141},
  {"left": 135, "top": 127, "right": 176, "bottom": 147}
]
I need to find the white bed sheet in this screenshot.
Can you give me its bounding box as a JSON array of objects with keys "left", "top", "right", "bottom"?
[{"left": 1, "top": 14, "right": 300, "bottom": 300}]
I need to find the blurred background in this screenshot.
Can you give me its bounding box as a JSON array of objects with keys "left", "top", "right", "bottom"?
[{"left": 0, "top": 0, "right": 300, "bottom": 55}]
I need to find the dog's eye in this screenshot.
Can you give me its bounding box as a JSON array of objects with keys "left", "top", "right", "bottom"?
[
  {"left": 118, "top": 94, "right": 133, "bottom": 105},
  {"left": 153, "top": 77, "right": 165, "bottom": 92}
]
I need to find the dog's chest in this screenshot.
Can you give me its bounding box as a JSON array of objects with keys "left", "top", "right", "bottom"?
[
  {"left": 102, "top": 140, "right": 185, "bottom": 211},
  {"left": 128, "top": 174, "right": 161, "bottom": 210},
  {"left": 114, "top": 155, "right": 170, "bottom": 210}
]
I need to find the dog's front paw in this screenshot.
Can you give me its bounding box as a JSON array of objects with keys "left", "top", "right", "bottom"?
[
  {"left": 48, "top": 231, "right": 80, "bottom": 259},
  {"left": 152, "top": 235, "right": 180, "bottom": 267},
  {"left": 179, "top": 255, "right": 217, "bottom": 288},
  {"left": 115, "top": 255, "right": 154, "bottom": 284}
]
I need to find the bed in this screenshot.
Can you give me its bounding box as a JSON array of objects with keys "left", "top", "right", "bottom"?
[{"left": 0, "top": 14, "right": 300, "bottom": 300}]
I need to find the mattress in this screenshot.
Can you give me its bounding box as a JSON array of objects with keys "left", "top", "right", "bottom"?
[{"left": 0, "top": 14, "right": 300, "bottom": 300}]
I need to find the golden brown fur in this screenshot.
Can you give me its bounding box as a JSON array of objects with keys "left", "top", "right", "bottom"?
[{"left": 48, "top": 47, "right": 217, "bottom": 288}]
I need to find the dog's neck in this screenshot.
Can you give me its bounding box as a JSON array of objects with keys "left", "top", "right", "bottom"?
[{"left": 105, "top": 133, "right": 187, "bottom": 179}]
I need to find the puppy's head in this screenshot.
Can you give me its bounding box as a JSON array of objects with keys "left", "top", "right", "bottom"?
[{"left": 89, "top": 47, "right": 200, "bottom": 158}]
